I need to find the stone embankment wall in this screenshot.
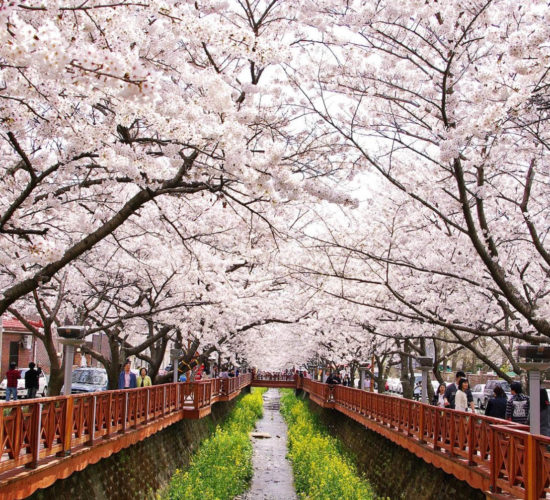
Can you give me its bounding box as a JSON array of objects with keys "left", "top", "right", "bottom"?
[
  {"left": 303, "top": 394, "right": 485, "bottom": 500},
  {"left": 28, "top": 399, "right": 238, "bottom": 500}
]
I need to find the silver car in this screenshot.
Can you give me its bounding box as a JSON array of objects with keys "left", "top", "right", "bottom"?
[{"left": 470, "top": 383, "right": 486, "bottom": 409}]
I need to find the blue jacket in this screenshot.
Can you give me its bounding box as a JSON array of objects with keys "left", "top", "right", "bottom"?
[
  {"left": 118, "top": 371, "right": 137, "bottom": 389},
  {"left": 485, "top": 397, "right": 507, "bottom": 419}
]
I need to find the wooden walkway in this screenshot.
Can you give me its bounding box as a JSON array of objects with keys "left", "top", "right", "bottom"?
[
  {"left": 0, "top": 373, "right": 548, "bottom": 499},
  {"left": 0, "top": 374, "right": 251, "bottom": 499}
]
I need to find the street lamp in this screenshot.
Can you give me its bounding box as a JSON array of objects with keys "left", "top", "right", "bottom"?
[
  {"left": 517, "top": 344, "right": 550, "bottom": 435},
  {"left": 417, "top": 356, "right": 433, "bottom": 404},
  {"left": 57, "top": 325, "right": 86, "bottom": 396}
]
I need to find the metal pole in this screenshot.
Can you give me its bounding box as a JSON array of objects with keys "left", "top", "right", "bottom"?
[
  {"left": 359, "top": 368, "right": 365, "bottom": 391},
  {"left": 529, "top": 369, "right": 541, "bottom": 435},
  {"left": 63, "top": 344, "right": 75, "bottom": 396},
  {"left": 173, "top": 356, "right": 178, "bottom": 384}
]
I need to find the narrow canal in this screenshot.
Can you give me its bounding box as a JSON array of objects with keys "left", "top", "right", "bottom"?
[{"left": 241, "top": 389, "right": 297, "bottom": 500}]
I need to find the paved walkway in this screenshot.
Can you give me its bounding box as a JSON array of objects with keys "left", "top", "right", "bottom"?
[{"left": 241, "top": 389, "right": 297, "bottom": 500}]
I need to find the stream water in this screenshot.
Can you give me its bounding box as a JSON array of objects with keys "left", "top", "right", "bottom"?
[{"left": 239, "top": 389, "right": 297, "bottom": 500}]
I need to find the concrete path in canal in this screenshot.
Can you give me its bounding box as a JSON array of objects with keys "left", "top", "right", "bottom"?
[{"left": 240, "top": 389, "right": 297, "bottom": 500}]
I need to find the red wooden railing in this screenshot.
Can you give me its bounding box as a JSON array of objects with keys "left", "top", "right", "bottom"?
[
  {"left": 0, "top": 374, "right": 251, "bottom": 482},
  {"left": 299, "top": 378, "right": 550, "bottom": 500},
  {"left": 2, "top": 372, "right": 548, "bottom": 500}
]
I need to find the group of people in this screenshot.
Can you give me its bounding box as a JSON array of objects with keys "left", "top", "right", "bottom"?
[
  {"left": 431, "top": 370, "right": 549, "bottom": 436},
  {"left": 4, "top": 361, "right": 42, "bottom": 401},
  {"left": 117, "top": 360, "right": 222, "bottom": 389}
]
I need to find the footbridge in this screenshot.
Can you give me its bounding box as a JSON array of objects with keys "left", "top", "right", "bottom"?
[{"left": 0, "top": 373, "right": 548, "bottom": 499}]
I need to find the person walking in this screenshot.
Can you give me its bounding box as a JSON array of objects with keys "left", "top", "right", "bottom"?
[
  {"left": 432, "top": 383, "right": 447, "bottom": 407},
  {"left": 444, "top": 371, "right": 474, "bottom": 409},
  {"left": 485, "top": 385, "right": 508, "bottom": 419},
  {"left": 5, "top": 362, "right": 20, "bottom": 401},
  {"left": 326, "top": 371, "right": 342, "bottom": 385},
  {"left": 137, "top": 367, "right": 152, "bottom": 387},
  {"left": 24, "top": 362, "right": 40, "bottom": 399},
  {"left": 506, "top": 382, "right": 530, "bottom": 425},
  {"left": 454, "top": 379, "right": 472, "bottom": 412},
  {"left": 118, "top": 360, "right": 137, "bottom": 389}
]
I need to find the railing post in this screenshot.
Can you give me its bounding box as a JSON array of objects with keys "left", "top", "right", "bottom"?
[
  {"left": 489, "top": 426, "right": 501, "bottom": 494},
  {"left": 60, "top": 397, "right": 74, "bottom": 456},
  {"left": 104, "top": 393, "right": 112, "bottom": 438},
  {"left": 88, "top": 395, "right": 97, "bottom": 445},
  {"left": 418, "top": 404, "right": 425, "bottom": 443},
  {"left": 467, "top": 415, "right": 475, "bottom": 466},
  {"left": 526, "top": 433, "right": 537, "bottom": 500},
  {"left": 28, "top": 402, "right": 42, "bottom": 468},
  {"left": 163, "top": 385, "right": 166, "bottom": 416},
  {"left": 197, "top": 382, "right": 203, "bottom": 410},
  {"left": 120, "top": 392, "right": 128, "bottom": 434},
  {"left": 145, "top": 389, "right": 150, "bottom": 423}
]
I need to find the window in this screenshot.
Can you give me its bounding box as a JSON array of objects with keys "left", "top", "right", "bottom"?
[{"left": 9, "top": 341, "right": 19, "bottom": 367}]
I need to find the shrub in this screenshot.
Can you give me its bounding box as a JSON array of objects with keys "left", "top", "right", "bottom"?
[
  {"left": 165, "top": 388, "right": 266, "bottom": 500},
  {"left": 280, "top": 389, "right": 375, "bottom": 500}
]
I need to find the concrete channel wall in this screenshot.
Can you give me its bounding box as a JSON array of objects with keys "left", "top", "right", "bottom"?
[
  {"left": 27, "top": 398, "right": 239, "bottom": 500},
  {"left": 302, "top": 392, "right": 485, "bottom": 500}
]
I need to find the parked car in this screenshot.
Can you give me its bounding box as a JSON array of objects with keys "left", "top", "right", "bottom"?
[
  {"left": 483, "top": 380, "right": 511, "bottom": 408},
  {"left": 471, "top": 383, "right": 486, "bottom": 409},
  {"left": 413, "top": 379, "right": 443, "bottom": 400},
  {"left": 69, "top": 367, "right": 108, "bottom": 393},
  {"left": 0, "top": 368, "right": 48, "bottom": 398}
]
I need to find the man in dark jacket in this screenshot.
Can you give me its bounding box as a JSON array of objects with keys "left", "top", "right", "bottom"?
[
  {"left": 506, "top": 382, "right": 530, "bottom": 425},
  {"left": 444, "top": 371, "right": 474, "bottom": 410},
  {"left": 326, "top": 371, "right": 341, "bottom": 385},
  {"left": 24, "top": 362, "right": 41, "bottom": 399}
]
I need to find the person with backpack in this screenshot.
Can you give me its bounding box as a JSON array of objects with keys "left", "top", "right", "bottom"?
[{"left": 505, "top": 382, "right": 530, "bottom": 425}]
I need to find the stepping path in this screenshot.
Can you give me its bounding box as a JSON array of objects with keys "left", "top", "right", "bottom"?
[{"left": 240, "top": 389, "right": 297, "bottom": 500}]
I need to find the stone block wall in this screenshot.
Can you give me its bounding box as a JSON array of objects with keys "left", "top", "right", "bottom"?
[
  {"left": 304, "top": 395, "right": 485, "bottom": 500},
  {"left": 28, "top": 399, "right": 238, "bottom": 500}
]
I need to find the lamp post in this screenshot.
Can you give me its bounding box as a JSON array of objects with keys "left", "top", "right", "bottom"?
[
  {"left": 57, "top": 326, "right": 86, "bottom": 396},
  {"left": 517, "top": 345, "right": 550, "bottom": 435},
  {"left": 417, "top": 356, "right": 433, "bottom": 404},
  {"left": 171, "top": 348, "right": 183, "bottom": 383}
]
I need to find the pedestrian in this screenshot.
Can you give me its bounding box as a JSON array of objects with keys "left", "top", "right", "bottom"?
[
  {"left": 505, "top": 382, "right": 530, "bottom": 425},
  {"left": 24, "top": 362, "right": 40, "bottom": 399},
  {"left": 485, "top": 385, "right": 507, "bottom": 419},
  {"left": 326, "top": 371, "right": 341, "bottom": 385},
  {"left": 118, "top": 360, "right": 137, "bottom": 389},
  {"left": 5, "top": 362, "right": 20, "bottom": 401},
  {"left": 137, "top": 367, "right": 152, "bottom": 387},
  {"left": 444, "top": 371, "right": 474, "bottom": 409},
  {"left": 179, "top": 371, "right": 187, "bottom": 383},
  {"left": 454, "top": 379, "right": 473, "bottom": 412},
  {"left": 432, "top": 383, "right": 447, "bottom": 407},
  {"left": 540, "top": 388, "right": 550, "bottom": 437}
]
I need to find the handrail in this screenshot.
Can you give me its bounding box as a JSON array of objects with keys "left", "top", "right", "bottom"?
[
  {"left": 0, "top": 373, "right": 252, "bottom": 478},
  {"left": 299, "top": 378, "right": 550, "bottom": 500}
]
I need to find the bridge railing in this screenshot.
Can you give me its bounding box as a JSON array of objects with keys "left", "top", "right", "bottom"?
[
  {"left": 253, "top": 372, "right": 297, "bottom": 382},
  {"left": 301, "top": 379, "right": 550, "bottom": 499},
  {"left": 0, "top": 374, "right": 251, "bottom": 476}
]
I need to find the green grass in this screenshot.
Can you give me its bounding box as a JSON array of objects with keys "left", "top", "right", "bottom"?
[
  {"left": 164, "top": 387, "right": 266, "bottom": 500},
  {"left": 280, "top": 389, "right": 375, "bottom": 500}
]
